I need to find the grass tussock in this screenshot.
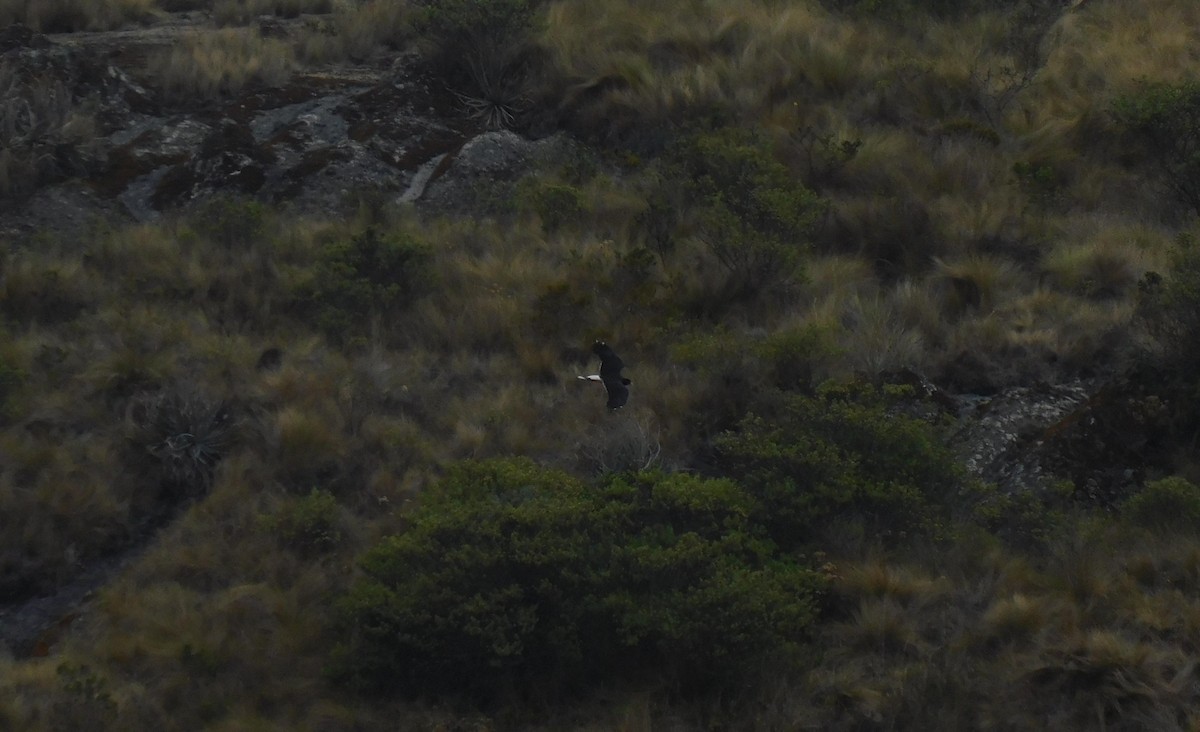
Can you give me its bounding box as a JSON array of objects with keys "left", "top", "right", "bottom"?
[
  {"left": 152, "top": 28, "right": 294, "bottom": 102},
  {"left": 298, "top": 0, "right": 413, "bottom": 63}
]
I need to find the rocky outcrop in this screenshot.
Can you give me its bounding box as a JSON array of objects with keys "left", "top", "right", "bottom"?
[
  {"left": 947, "top": 377, "right": 1170, "bottom": 503},
  {"left": 1, "top": 22, "right": 573, "bottom": 237},
  {"left": 415, "top": 129, "right": 581, "bottom": 214}
]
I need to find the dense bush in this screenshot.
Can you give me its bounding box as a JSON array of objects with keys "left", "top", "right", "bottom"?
[
  {"left": 1123, "top": 476, "right": 1200, "bottom": 533},
  {"left": 190, "top": 195, "right": 269, "bottom": 249},
  {"left": 712, "top": 384, "right": 963, "bottom": 548},
  {"left": 1113, "top": 80, "right": 1200, "bottom": 218},
  {"left": 333, "top": 458, "right": 826, "bottom": 701},
  {"left": 671, "top": 326, "right": 839, "bottom": 437},
  {"left": 307, "top": 227, "right": 432, "bottom": 343},
  {"left": 668, "top": 128, "right": 826, "bottom": 297},
  {"left": 514, "top": 176, "right": 585, "bottom": 233},
  {"left": 266, "top": 488, "right": 344, "bottom": 556}
]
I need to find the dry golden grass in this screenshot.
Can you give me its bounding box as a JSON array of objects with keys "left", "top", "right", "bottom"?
[
  {"left": 297, "top": 0, "right": 411, "bottom": 63},
  {"left": 835, "top": 293, "right": 928, "bottom": 374},
  {"left": 152, "top": 28, "right": 293, "bottom": 101},
  {"left": 980, "top": 593, "right": 1059, "bottom": 646}
]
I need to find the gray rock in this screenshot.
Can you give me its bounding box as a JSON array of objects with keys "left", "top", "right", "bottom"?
[{"left": 418, "top": 130, "right": 580, "bottom": 214}]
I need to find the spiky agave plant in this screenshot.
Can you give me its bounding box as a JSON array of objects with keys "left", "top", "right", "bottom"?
[
  {"left": 140, "top": 390, "right": 235, "bottom": 494},
  {"left": 452, "top": 50, "right": 532, "bottom": 129},
  {"left": 420, "top": 0, "right": 537, "bottom": 130}
]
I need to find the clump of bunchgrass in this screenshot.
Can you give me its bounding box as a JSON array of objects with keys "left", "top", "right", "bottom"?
[
  {"left": 837, "top": 294, "right": 928, "bottom": 375},
  {"left": 152, "top": 28, "right": 294, "bottom": 102},
  {"left": 298, "top": 0, "right": 412, "bottom": 63},
  {"left": 840, "top": 562, "right": 952, "bottom": 609},
  {"left": 1041, "top": 240, "right": 1147, "bottom": 299},
  {"left": 932, "top": 254, "right": 1021, "bottom": 314},
  {"left": 835, "top": 598, "right": 923, "bottom": 656},
  {"left": 979, "top": 593, "right": 1057, "bottom": 647},
  {"left": 1022, "top": 630, "right": 1193, "bottom": 729}
]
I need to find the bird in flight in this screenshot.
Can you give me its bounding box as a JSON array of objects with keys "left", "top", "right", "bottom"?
[{"left": 578, "top": 340, "right": 631, "bottom": 409}]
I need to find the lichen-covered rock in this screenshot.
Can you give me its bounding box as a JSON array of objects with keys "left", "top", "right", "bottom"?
[
  {"left": 947, "top": 376, "right": 1170, "bottom": 502},
  {"left": 150, "top": 119, "right": 276, "bottom": 209},
  {"left": 950, "top": 381, "right": 1093, "bottom": 493},
  {"left": 417, "top": 130, "right": 581, "bottom": 215},
  {"left": 0, "top": 24, "right": 154, "bottom": 204}
]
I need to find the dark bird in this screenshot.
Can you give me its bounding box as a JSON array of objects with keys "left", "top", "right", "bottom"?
[{"left": 578, "top": 340, "right": 631, "bottom": 409}]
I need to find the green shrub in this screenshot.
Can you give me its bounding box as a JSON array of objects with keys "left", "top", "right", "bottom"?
[
  {"left": 712, "top": 384, "right": 962, "bottom": 548},
  {"left": 50, "top": 664, "right": 117, "bottom": 732},
  {"left": 308, "top": 227, "right": 432, "bottom": 343},
  {"left": 1113, "top": 80, "right": 1200, "bottom": 218},
  {"left": 333, "top": 458, "right": 826, "bottom": 701},
  {"left": 515, "top": 177, "right": 585, "bottom": 233},
  {"left": 1013, "top": 160, "right": 1065, "bottom": 209},
  {"left": 1123, "top": 477, "right": 1200, "bottom": 533},
  {"left": 970, "top": 480, "right": 1070, "bottom": 550},
  {"left": 268, "top": 488, "right": 343, "bottom": 556},
  {"left": 190, "top": 195, "right": 270, "bottom": 249},
  {"left": 671, "top": 325, "right": 838, "bottom": 437},
  {"left": 792, "top": 127, "right": 863, "bottom": 191},
  {"left": 668, "top": 128, "right": 826, "bottom": 298}
]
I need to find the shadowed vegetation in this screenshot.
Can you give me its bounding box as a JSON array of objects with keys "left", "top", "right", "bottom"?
[{"left": 4, "top": 0, "right": 1200, "bottom": 729}]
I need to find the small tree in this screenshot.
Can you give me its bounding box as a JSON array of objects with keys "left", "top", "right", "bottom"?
[
  {"left": 1113, "top": 80, "right": 1200, "bottom": 218},
  {"left": 669, "top": 128, "right": 826, "bottom": 297},
  {"left": 1123, "top": 476, "right": 1200, "bottom": 534},
  {"left": 332, "top": 458, "right": 826, "bottom": 701},
  {"left": 309, "top": 227, "right": 431, "bottom": 343},
  {"left": 712, "top": 385, "right": 963, "bottom": 548}
]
